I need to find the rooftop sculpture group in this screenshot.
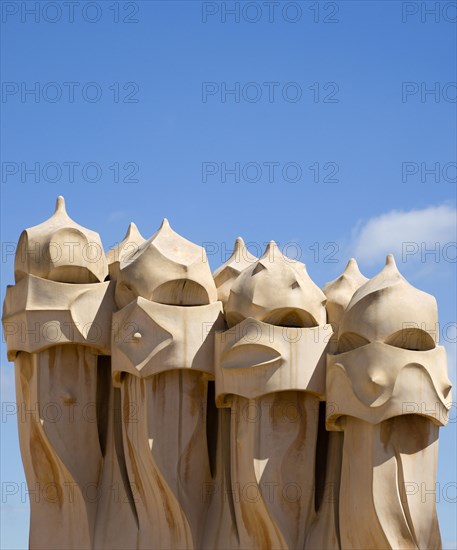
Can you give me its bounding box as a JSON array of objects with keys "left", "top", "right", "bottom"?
[{"left": 2, "top": 197, "right": 452, "bottom": 550}]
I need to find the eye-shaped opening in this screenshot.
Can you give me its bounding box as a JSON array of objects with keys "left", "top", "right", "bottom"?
[
  {"left": 338, "top": 332, "right": 370, "bottom": 353},
  {"left": 49, "top": 265, "right": 100, "bottom": 284},
  {"left": 262, "top": 308, "right": 318, "bottom": 328},
  {"left": 152, "top": 279, "right": 210, "bottom": 306},
  {"left": 221, "top": 344, "right": 281, "bottom": 370},
  {"left": 385, "top": 328, "right": 435, "bottom": 351},
  {"left": 226, "top": 308, "right": 319, "bottom": 329}
]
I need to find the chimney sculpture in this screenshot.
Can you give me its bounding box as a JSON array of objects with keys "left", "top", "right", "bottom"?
[
  {"left": 111, "top": 218, "right": 224, "bottom": 549},
  {"left": 326, "top": 255, "right": 452, "bottom": 549},
  {"left": 3, "top": 197, "right": 113, "bottom": 549},
  {"left": 2, "top": 198, "right": 452, "bottom": 550},
  {"left": 215, "top": 241, "right": 330, "bottom": 549}
]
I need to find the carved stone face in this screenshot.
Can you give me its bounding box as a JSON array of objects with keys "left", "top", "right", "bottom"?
[
  {"left": 326, "top": 256, "right": 452, "bottom": 429},
  {"left": 215, "top": 243, "right": 331, "bottom": 405},
  {"left": 327, "top": 340, "right": 451, "bottom": 428},
  {"left": 215, "top": 318, "right": 332, "bottom": 405},
  {"left": 112, "top": 299, "right": 224, "bottom": 383}
]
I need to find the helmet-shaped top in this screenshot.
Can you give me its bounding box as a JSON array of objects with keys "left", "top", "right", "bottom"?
[
  {"left": 338, "top": 255, "right": 438, "bottom": 351},
  {"left": 225, "top": 241, "right": 326, "bottom": 328},
  {"left": 14, "top": 196, "right": 108, "bottom": 284},
  {"left": 115, "top": 218, "right": 217, "bottom": 308}
]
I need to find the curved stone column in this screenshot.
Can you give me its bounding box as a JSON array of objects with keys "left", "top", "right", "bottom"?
[
  {"left": 111, "top": 219, "right": 223, "bottom": 549},
  {"left": 2, "top": 199, "right": 453, "bottom": 550},
  {"left": 3, "top": 198, "right": 112, "bottom": 549},
  {"left": 326, "top": 256, "right": 452, "bottom": 550},
  {"left": 215, "top": 243, "right": 331, "bottom": 550}
]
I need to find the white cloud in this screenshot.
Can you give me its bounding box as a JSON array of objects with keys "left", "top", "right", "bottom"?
[{"left": 351, "top": 204, "right": 456, "bottom": 266}]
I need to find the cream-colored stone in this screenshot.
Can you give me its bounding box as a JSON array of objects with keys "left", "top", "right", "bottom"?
[
  {"left": 4, "top": 198, "right": 113, "bottom": 549},
  {"left": 225, "top": 241, "right": 327, "bottom": 328},
  {"left": 322, "top": 258, "right": 368, "bottom": 329},
  {"left": 3, "top": 274, "right": 114, "bottom": 359},
  {"left": 115, "top": 218, "right": 217, "bottom": 308},
  {"left": 112, "top": 298, "right": 223, "bottom": 383},
  {"left": 106, "top": 221, "right": 145, "bottom": 280},
  {"left": 15, "top": 196, "right": 108, "bottom": 284},
  {"left": 215, "top": 318, "right": 331, "bottom": 405},
  {"left": 306, "top": 259, "right": 369, "bottom": 550},
  {"left": 111, "top": 219, "right": 223, "bottom": 549},
  {"left": 2, "top": 199, "right": 452, "bottom": 550},
  {"left": 326, "top": 255, "right": 451, "bottom": 550},
  {"left": 214, "top": 244, "right": 333, "bottom": 549},
  {"left": 212, "top": 237, "right": 257, "bottom": 305}
]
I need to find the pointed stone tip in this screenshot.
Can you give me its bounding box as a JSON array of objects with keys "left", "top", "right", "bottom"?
[
  {"left": 345, "top": 258, "right": 359, "bottom": 273},
  {"left": 231, "top": 237, "right": 245, "bottom": 256},
  {"left": 159, "top": 218, "right": 170, "bottom": 230},
  {"left": 386, "top": 254, "right": 396, "bottom": 267},
  {"left": 125, "top": 222, "right": 142, "bottom": 239},
  {"left": 261, "top": 240, "right": 280, "bottom": 259},
  {"left": 383, "top": 254, "right": 404, "bottom": 280},
  {"left": 55, "top": 195, "right": 66, "bottom": 213}
]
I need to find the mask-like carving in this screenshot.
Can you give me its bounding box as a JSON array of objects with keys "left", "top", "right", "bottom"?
[
  {"left": 112, "top": 219, "right": 222, "bottom": 549},
  {"left": 3, "top": 274, "right": 114, "bottom": 358},
  {"left": 326, "top": 255, "right": 452, "bottom": 550},
  {"left": 225, "top": 241, "right": 327, "bottom": 328},
  {"left": 112, "top": 298, "right": 223, "bottom": 383},
  {"left": 327, "top": 254, "right": 451, "bottom": 425},
  {"left": 215, "top": 243, "right": 332, "bottom": 550},
  {"left": 15, "top": 196, "right": 108, "bottom": 284},
  {"left": 212, "top": 237, "right": 257, "bottom": 305},
  {"left": 215, "top": 318, "right": 328, "bottom": 404},
  {"left": 4, "top": 197, "right": 115, "bottom": 549},
  {"left": 115, "top": 218, "right": 217, "bottom": 308},
  {"left": 327, "top": 342, "right": 450, "bottom": 428}
]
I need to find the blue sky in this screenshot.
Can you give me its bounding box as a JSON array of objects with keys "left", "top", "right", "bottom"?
[{"left": 1, "top": 1, "right": 456, "bottom": 548}]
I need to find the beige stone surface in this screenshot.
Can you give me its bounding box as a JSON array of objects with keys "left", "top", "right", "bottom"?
[
  {"left": 213, "top": 237, "right": 257, "bottom": 305},
  {"left": 322, "top": 258, "right": 368, "bottom": 330},
  {"left": 225, "top": 241, "right": 327, "bottom": 328},
  {"left": 115, "top": 218, "right": 217, "bottom": 308},
  {"left": 326, "top": 255, "right": 452, "bottom": 550},
  {"left": 106, "top": 221, "right": 145, "bottom": 280},
  {"left": 2, "top": 198, "right": 452, "bottom": 550},
  {"left": 15, "top": 196, "right": 108, "bottom": 284}
]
